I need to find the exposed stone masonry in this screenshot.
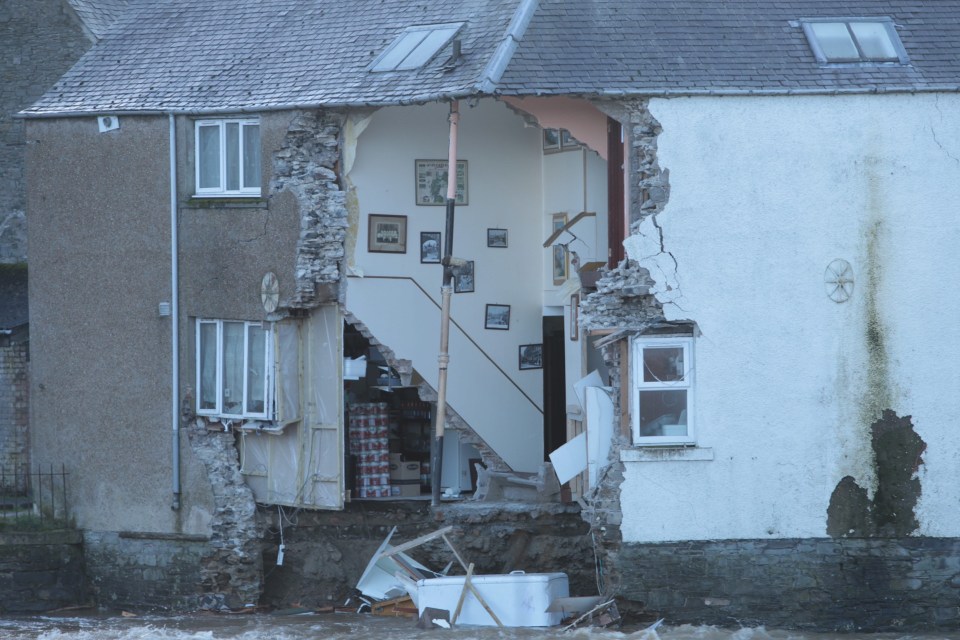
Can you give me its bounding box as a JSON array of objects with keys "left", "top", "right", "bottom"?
[
  {"left": 577, "top": 101, "right": 678, "bottom": 604},
  {"left": 270, "top": 110, "right": 350, "bottom": 307},
  {"left": 186, "top": 420, "right": 264, "bottom": 609}
]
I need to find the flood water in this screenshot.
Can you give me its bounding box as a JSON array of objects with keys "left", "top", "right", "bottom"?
[{"left": 3, "top": 613, "right": 960, "bottom": 640}]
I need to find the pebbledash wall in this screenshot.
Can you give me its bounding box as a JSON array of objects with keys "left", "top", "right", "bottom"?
[{"left": 583, "top": 94, "right": 960, "bottom": 630}]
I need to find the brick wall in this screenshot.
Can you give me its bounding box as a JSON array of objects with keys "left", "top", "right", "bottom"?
[
  {"left": 0, "top": 0, "right": 91, "bottom": 263},
  {"left": 0, "top": 340, "right": 29, "bottom": 486}
]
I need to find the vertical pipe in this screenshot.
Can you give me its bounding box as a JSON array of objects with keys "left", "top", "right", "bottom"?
[
  {"left": 432, "top": 101, "right": 460, "bottom": 506},
  {"left": 169, "top": 113, "right": 181, "bottom": 511}
]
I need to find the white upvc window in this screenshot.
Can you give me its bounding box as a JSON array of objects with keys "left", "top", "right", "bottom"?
[
  {"left": 195, "top": 119, "right": 261, "bottom": 197},
  {"left": 197, "top": 319, "right": 272, "bottom": 419},
  {"left": 631, "top": 335, "right": 695, "bottom": 446}
]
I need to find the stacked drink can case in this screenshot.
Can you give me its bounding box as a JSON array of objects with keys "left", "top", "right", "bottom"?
[{"left": 349, "top": 402, "right": 391, "bottom": 498}]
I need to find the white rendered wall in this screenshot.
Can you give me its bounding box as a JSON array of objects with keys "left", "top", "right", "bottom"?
[
  {"left": 621, "top": 93, "right": 960, "bottom": 542},
  {"left": 346, "top": 100, "right": 546, "bottom": 470}
]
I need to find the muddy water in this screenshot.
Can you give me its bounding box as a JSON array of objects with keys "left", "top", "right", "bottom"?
[{"left": 2, "top": 614, "right": 959, "bottom": 640}]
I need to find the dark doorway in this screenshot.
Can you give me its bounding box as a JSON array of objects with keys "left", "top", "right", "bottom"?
[
  {"left": 607, "top": 117, "right": 625, "bottom": 267},
  {"left": 542, "top": 316, "right": 566, "bottom": 460}
]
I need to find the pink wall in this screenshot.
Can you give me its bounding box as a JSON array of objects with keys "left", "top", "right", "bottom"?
[{"left": 502, "top": 97, "right": 609, "bottom": 160}]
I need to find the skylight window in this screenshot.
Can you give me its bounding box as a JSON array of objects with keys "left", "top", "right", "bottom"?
[
  {"left": 802, "top": 19, "right": 907, "bottom": 64},
  {"left": 371, "top": 22, "right": 464, "bottom": 72}
]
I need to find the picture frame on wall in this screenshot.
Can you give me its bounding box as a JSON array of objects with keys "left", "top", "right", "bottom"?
[
  {"left": 560, "top": 129, "right": 581, "bottom": 150},
  {"left": 542, "top": 128, "right": 560, "bottom": 153},
  {"left": 453, "top": 260, "right": 475, "bottom": 293},
  {"left": 551, "top": 213, "right": 568, "bottom": 285},
  {"left": 484, "top": 304, "right": 511, "bottom": 330},
  {"left": 487, "top": 228, "right": 508, "bottom": 248},
  {"left": 368, "top": 214, "right": 407, "bottom": 254},
  {"left": 415, "top": 159, "right": 468, "bottom": 206},
  {"left": 519, "top": 343, "right": 543, "bottom": 370},
  {"left": 420, "top": 231, "right": 441, "bottom": 263}
]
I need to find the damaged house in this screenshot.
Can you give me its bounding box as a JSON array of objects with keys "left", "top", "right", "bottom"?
[{"left": 20, "top": 0, "right": 960, "bottom": 629}]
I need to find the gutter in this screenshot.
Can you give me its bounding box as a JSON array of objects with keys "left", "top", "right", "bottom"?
[
  {"left": 168, "top": 113, "right": 181, "bottom": 511},
  {"left": 476, "top": 0, "right": 540, "bottom": 94},
  {"left": 16, "top": 82, "right": 960, "bottom": 120}
]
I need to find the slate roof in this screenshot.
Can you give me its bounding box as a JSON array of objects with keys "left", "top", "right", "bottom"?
[
  {"left": 498, "top": 0, "right": 960, "bottom": 96},
  {"left": 23, "top": 0, "right": 960, "bottom": 117},
  {"left": 67, "top": 0, "right": 130, "bottom": 40},
  {"left": 25, "top": 0, "right": 525, "bottom": 115}
]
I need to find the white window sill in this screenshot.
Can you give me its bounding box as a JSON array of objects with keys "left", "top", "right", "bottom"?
[{"left": 620, "top": 446, "right": 714, "bottom": 462}]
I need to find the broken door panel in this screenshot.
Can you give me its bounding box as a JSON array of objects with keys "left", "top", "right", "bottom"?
[{"left": 303, "top": 303, "right": 344, "bottom": 509}]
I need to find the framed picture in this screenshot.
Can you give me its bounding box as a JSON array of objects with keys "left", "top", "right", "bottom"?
[
  {"left": 570, "top": 293, "right": 580, "bottom": 341},
  {"left": 484, "top": 304, "right": 511, "bottom": 330},
  {"left": 542, "top": 128, "right": 560, "bottom": 153},
  {"left": 420, "top": 231, "right": 441, "bottom": 263},
  {"left": 453, "top": 260, "right": 474, "bottom": 293},
  {"left": 415, "top": 159, "right": 468, "bottom": 206},
  {"left": 560, "top": 129, "right": 581, "bottom": 150},
  {"left": 519, "top": 343, "right": 543, "bottom": 370},
  {"left": 368, "top": 214, "right": 407, "bottom": 253},
  {"left": 551, "top": 213, "right": 568, "bottom": 285},
  {"left": 487, "top": 228, "right": 508, "bottom": 248}
]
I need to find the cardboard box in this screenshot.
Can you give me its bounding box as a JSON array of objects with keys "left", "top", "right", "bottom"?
[
  {"left": 397, "top": 483, "right": 420, "bottom": 497},
  {"left": 390, "top": 461, "right": 420, "bottom": 481},
  {"left": 389, "top": 453, "right": 404, "bottom": 466}
]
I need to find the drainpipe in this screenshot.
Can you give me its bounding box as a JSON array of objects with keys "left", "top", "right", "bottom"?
[
  {"left": 169, "top": 113, "right": 181, "bottom": 511},
  {"left": 432, "top": 101, "right": 460, "bottom": 506}
]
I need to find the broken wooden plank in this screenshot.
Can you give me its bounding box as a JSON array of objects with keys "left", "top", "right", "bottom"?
[
  {"left": 380, "top": 526, "right": 454, "bottom": 558},
  {"left": 450, "top": 562, "right": 475, "bottom": 626}
]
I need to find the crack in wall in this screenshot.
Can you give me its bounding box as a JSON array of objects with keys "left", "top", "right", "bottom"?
[{"left": 931, "top": 95, "right": 960, "bottom": 167}]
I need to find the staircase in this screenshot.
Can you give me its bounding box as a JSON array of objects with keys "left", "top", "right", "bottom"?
[{"left": 345, "top": 275, "right": 543, "bottom": 472}]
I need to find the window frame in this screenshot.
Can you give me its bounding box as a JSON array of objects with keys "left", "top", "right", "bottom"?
[
  {"left": 630, "top": 335, "right": 696, "bottom": 446},
  {"left": 196, "top": 319, "right": 273, "bottom": 420},
  {"left": 801, "top": 18, "right": 908, "bottom": 64},
  {"left": 369, "top": 22, "right": 464, "bottom": 72},
  {"left": 194, "top": 118, "right": 262, "bottom": 197}
]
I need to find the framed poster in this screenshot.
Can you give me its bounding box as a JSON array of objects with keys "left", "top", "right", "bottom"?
[
  {"left": 368, "top": 214, "right": 407, "bottom": 253},
  {"left": 484, "top": 304, "right": 511, "bottom": 330},
  {"left": 487, "top": 228, "right": 508, "bottom": 248},
  {"left": 415, "top": 159, "right": 468, "bottom": 206},
  {"left": 420, "top": 231, "right": 441, "bottom": 263},
  {"left": 552, "top": 213, "right": 568, "bottom": 285},
  {"left": 519, "top": 343, "right": 543, "bottom": 370},
  {"left": 453, "top": 260, "right": 474, "bottom": 293}
]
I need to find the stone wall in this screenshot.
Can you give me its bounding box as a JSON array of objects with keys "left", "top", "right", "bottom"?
[
  {"left": 270, "top": 109, "right": 349, "bottom": 308},
  {"left": 1, "top": 0, "right": 92, "bottom": 263},
  {"left": 618, "top": 537, "right": 960, "bottom": 632},
  {"left": 83, "top": 531, "right": 209, "bottom": 611},
  {"left": 260, "top": 499, "right": 595, "bottom": 609},
  {"left": 0, "top": 336, "right": 29, "bottom": 484},
  {"left": 0, "top": 530, "right": 87, "bottom": 613},
  {"left": 185, "top": 422, "right": 265, "bottom": 610}
]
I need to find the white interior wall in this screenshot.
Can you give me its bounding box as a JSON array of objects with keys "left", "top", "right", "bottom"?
[
  {"left": 620, "top": 93, "right": 960, "bottom": 542},
  {"left": 346, "top": 99, "right": 546, "bottom": 470}
]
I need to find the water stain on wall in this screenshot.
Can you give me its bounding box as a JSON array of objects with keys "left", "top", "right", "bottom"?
[{"left": 827, "top": 410, "right": 926, "bottom": 537}]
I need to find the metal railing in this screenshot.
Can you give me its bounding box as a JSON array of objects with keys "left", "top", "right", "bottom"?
[{"left": 0, "top": 464, "right": 70, "bottom": 527}]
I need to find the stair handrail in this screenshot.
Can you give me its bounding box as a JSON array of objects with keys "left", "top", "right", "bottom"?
[{"left": 349, "top": 274, "right": 543, "bottom": 415}]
